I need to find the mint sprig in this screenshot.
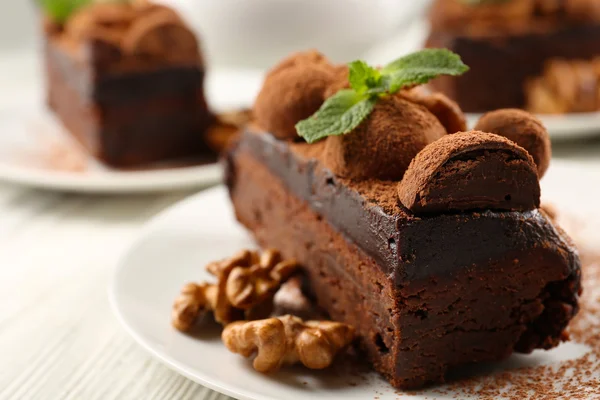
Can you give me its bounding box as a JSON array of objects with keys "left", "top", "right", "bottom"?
[
  {"left": 296, "top": 49, "right": 469, "bottom": 144},
  {"left": 381, "top": 49, "right": 469, "bottom": 93},
  {"left": 38, "top": 0, "right": 92, "bottom": 23},
  {"left": 295, "top": 90, "right": 378, "bottom": 144},
  {"left": 348, "top": 60, "right": 383, "bottom": 95},
  {"left": 39, "top": 0, "right": 131, "bottom": 23}
]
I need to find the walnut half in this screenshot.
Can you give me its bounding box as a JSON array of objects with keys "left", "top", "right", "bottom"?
[
  {"left": 172, "top": 249, "right": 298, "bottom": 331},
  {"left": 222, "top": 315, "right": 355, "bottom": 373},
  {"left": 226, "top": 249, "right": 298, "bottom": 309}
]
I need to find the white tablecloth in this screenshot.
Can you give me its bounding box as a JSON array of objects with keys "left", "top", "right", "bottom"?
[{"left": 0, "top": 184, "right": 231, "bottom": 400}]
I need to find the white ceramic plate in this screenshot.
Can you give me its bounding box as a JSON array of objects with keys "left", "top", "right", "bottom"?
[
  {"left": 110, "top": 160, "right": 600, "bottom": 400},
  {"left": 0, "top": 52, "right": 263, "bottom": 193},
  {"left": 366, "top": 20, "right": 600, "bottom": 140}
]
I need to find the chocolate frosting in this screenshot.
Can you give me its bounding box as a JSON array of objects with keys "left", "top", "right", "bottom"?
[{"left": 398, "top": 131, "right": 540, "bottom": 214}]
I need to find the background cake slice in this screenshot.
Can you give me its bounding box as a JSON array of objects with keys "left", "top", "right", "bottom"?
[
  {"left": 42, "top": 2, "right": 213, "bottom": 167},
  {"left": 426, "top": 0, "right": 600, "bottom": 112}
]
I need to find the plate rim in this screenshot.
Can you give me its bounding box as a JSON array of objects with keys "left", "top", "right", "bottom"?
[{"left": 0, "top": 162, "right": 223, "bottom": 194}]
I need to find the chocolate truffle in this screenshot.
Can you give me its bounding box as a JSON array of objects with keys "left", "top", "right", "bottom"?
[
  {"left": 253, "top": 50, "right": 337, "bottom": 140},
  {"left": 269, "top": 50, "right": 330, "bottom": 75},
  {"left": 400, "top": 88, "right": 467, "bottom": 134},
  {"left": 123, "top": 8, "right": 198, "bottom": 62},
  {"left": 324, "top": 96, "right": 446, "bottom": 181},
  {"left": 66, "top": 3, "right": 135, "bottom": 45},
  {"left": 474, "top": 109, "right": 551, "bottom": 177},
  {"left": 398, "top": 131, "right": 540, "bottom": 214}
]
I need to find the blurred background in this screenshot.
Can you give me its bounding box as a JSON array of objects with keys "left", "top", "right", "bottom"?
[
  {"left": 0, "top": 0, "right": 429, "bottom": 67},
  {"left": 0, "top": 0, "right": 37, "bottom": 52},
  {"left": 0, "top": 0, "right": 417, "bottom": 59}
]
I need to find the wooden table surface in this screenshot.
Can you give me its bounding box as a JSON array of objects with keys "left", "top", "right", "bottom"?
[{"left": 0, "top": 184, "right": 232, "bottom": 400}]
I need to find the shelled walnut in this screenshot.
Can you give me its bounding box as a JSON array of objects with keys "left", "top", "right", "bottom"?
[
  {"left": 222, "top": 315, "right": 355, "bottom": 373},
  {"left": 226, "top": 250, "right": 298, "bottom": 309},
  {"left": 171, "top": 249, "right": 298, "bottom": 331}
]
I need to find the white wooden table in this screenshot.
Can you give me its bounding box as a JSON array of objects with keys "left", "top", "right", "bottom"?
[{"left": 0, "top": 183, "right": 232, "bottom": 400}]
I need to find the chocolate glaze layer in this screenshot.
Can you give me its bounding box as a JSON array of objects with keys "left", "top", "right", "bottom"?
[{"left": 229, "top": 129, "right": 580, "bottom": 285}]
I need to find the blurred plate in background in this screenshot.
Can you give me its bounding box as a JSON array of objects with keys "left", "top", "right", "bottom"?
[
  {"left": 0, "top": 104, "right": 222, "bottom": 194},
  {"left": 0, "top": 52, "right": 263, "bottom": 193}
]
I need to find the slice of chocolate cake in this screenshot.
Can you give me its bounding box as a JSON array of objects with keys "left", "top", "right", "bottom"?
[
  {"left": 224, "top": 51, "right": 581, "bottom": 389},
  {"left": 42, "top": 1, "right": 213, "bottom": 167},
  {"left": 426, "top": 0, "right": 600, "bottom": 112}
]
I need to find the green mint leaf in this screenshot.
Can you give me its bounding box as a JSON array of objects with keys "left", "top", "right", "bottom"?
[
  {"left": 295, "top": 49, "right": 468, "bottom": 143},
  {"left": 38, "top": 0, "right": 92, "bottom": 22},
  {"left": 295, "top": 89, "right": 377, "bottom": 144},
  {"left": 381, "top": 48, "right": 469, "bottom": 93},
  {"left": 348, "top": 60, "right": 381, "bottom": 94}
]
